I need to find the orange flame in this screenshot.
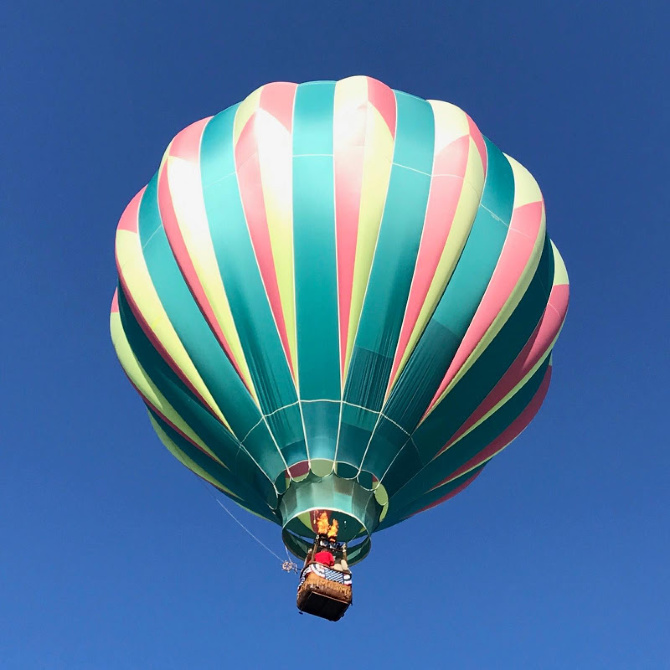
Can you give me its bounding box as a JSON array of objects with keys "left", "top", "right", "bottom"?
[
  {"left": 314, "top": 512, "right": 339, "bottom": 541},
  {"left": 327, "top": 519, "right": 339, "bottom": 541},
  {"left": 316, "top": 511, "right": 330, "bottom": 535}
]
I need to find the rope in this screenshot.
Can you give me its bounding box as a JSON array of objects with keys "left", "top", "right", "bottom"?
[
  {"left": 196, "top": 478, "right": 298, "bottom": 573},
  {"left": 213, "top": 497, "right": 285, "bottom": 561}
]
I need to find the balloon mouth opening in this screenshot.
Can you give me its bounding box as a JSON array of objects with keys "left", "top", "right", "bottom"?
[{"left": 278, "top": 474, "right": 385, "bottom": 566}]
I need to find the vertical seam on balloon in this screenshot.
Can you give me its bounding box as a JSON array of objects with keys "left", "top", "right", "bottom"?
[
  {"left": 289, "top": 82, "right": 312, "bottom": 473},
  {"left": 330, "top": 78, "right": 347, "bottom": 473},
  {"left": 285, "top": 83, "right": 304, "bottom": 471},
  {"left": 289, "top": 86, "right": 300, "bottom": 399}
]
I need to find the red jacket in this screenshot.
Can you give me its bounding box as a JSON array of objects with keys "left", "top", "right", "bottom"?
[{"left": 313, "top": 550, "right": 335, "bottom": 567}]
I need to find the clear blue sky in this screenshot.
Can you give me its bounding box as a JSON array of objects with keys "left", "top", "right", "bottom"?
[{"left": 2, "top": 1, "right": 668, "bottom": 668}]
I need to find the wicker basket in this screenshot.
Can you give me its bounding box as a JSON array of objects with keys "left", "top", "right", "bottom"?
[{"left": 297, "top": 571, "right": 352, "bottom": 621}]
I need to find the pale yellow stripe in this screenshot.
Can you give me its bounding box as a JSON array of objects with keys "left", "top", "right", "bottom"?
[
  {"left": 390, "top": 106, "right": 486, "bottom": 385},
  {"left": 233, "top": 86, "right": 263, "bottom": 145},
  {"left": 551, "top": 241, "right": 569, "bottom": 286},
  {"left": 148, "top": 413, "right": 239, "bottom": 498},
  {"left": 165, "top": 155, "right": 257, "bottom": 401},
  {"left": 115, "top": 228, "right": 231, "bottom": 430},
  {"left": 506, "top": 154, "right": 543, "bottom": 207},
  {"left": 427, "top": 156, "right": 547, "bottom": 414},
  {"left": 335, "top": 75, "right": 369, "bottom": 112},
  {"left": 255, "top": 108, "right": 298, "bottom": 380},
  {"left": 334, "top": 77, "right": 370, "bottom": 379},
  {"left": 427, "top": 100, "right": 470, "bottom": 154},
  {"left": 111, "top": 310, "right": 227, "bottom": 467},
  {"left": 344, "top": 103, "right": 395, "bottom": 378}
]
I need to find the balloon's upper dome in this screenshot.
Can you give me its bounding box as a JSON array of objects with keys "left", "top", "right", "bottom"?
[{"left": 111, "top": 76, "right": 568, "bottom": 563}]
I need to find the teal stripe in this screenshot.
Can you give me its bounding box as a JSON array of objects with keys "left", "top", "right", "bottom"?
[
  {"left": 137, "top": 172, "right": 261, "bottom": 440},
  {"left": 384, "top": 358, "right": 550, "bottom": 519},
  {"left": 292, "top": 82, "right": 341, "bottom": 461},
  {"left": 200, "top": 105, "right": 306, "bottom": 469},
  {"left": 359, "top": 416, "right": 415, "bottom": 486},
  {"left": 301, "top": 400, "right": 341, "bottom": 462},
  {"left": 149, "top": 409, "right": 278, "bottom": 520},
  {"left": 337, "top": 403, "right": 379, "bottom": 470},
  {"left": 382, "top": 137, "right": 515, "bottom": 438},
  {"left": 337, "top": 91, "right": 434, "bottom": 470},
  {"left": 412, "top": 234, "right": 553, "bottom": 463}
]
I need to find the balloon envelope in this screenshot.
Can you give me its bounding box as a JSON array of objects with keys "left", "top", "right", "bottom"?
[{"left": 111, "top": 76, "right": 569, "bottom": 564}]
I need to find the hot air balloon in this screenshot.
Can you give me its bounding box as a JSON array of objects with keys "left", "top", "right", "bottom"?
[{"left": 110, "top": 76, "right": 569, "bottom": 620}]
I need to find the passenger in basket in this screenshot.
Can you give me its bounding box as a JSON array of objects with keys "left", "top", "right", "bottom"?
[
  {"left": 313, "top": 548, "right": 335, "bottom": 567},
  {"left": 333, "top": 556, "right": 349, "bottom": 572}
]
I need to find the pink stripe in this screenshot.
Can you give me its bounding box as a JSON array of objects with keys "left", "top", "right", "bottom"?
[
  {"left": 169, "top": 117, "right": 212, "bottom": 161},
  {"left": 235, "top": 111, "right": 294, "bottom": 377},
  {"left": 467, "top": 114, "right": 487, "bottom": 175},
  {"left": 158, "top": 120, "right": 251, "bottom": 389},
  {"left": 117, "top": 188, "right": 144, "bottom": 232},
  {"left": 389, "top": 134, "right": 470, "bottom": 386},
  {"left": 287, "top": 460, "right": 310, "bottom": 478},
  {"left": 366, "top": 76, "right": 397, "bottom": 137},
  {"left": 440, "top": 282, "right": 569, "bottom": 453},
  {"left": 259, "top": 82, "right": 297, "bottom": 132},
  {"left": 115, "top": 191, "right": 218, "bottom": 419},
  {"left": 334, "top": 85, "right": 369, "bottom": 374},
  {"left": 426, "top": 200, "right": 545, "bottom": 414},
  {"left": 111, "top": 289, "right": 119, "bottom": 313},
  {"left": 434, "top": 364, "right": 552, "bottom": 483},
  {"left": 412, "top": 469, "right": 483, "bottom": 516}
]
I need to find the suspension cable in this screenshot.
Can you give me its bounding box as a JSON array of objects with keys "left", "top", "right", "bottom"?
[{"left": 195, "top": 478, "right": 298, "bottom": 573}]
